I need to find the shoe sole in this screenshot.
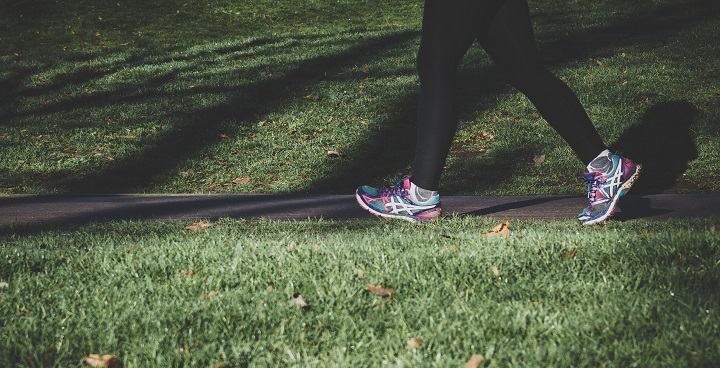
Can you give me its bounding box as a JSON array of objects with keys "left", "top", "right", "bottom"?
[
  {"left": 355, "top": 189, "right": 431, "bottom": 223},
  {"left": 582, "top": 164, "right": 642, "bottom": 225}
]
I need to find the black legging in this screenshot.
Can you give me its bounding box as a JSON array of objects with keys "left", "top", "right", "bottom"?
[{"left": 411, "top": 0, "right": 607, "bottom": 190}]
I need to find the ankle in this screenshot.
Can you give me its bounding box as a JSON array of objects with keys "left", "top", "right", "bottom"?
[
  {"left": 409, "top": 180, "right": 439, "bottom": 204},
  {"left": 587, "top": 149, "right": 614, "bottom": 174}
]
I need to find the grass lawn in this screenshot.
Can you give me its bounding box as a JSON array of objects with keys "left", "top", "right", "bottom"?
[
  {"left": 1, "top": 0, "right": 719, "bottom": 195},
  {"left": 1, "top": 217, "right": 719, "bottom": 366},
  {"left": 1, "top": 0, "right": 720, "bottom": 366}
]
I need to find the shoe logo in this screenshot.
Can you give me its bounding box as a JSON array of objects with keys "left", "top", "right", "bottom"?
[{"left": 385, "top": 196, "right": 436, "bottom": 215}]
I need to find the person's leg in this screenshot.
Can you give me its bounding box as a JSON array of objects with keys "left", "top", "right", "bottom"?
[
  {"left": 356, "top": 0, "right": 502, "bottom": 222},
  {"left": 479, "top": 0, "right": 607, "bottom": 166},
  {"left": 411, "top": 0, "right": 504, "bottom": 191},
  {"left": 480, "top": 0, "right": 640, "bottom": 224}
]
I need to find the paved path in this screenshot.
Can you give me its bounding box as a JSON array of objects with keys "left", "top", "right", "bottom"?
[{"left": 1, "top": 194, "right": 718, "bottom": 226}]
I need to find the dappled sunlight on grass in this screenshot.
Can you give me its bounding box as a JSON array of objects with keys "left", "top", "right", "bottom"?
[{"left": 1, "top": 0, "right": 718, "bottom": 195}]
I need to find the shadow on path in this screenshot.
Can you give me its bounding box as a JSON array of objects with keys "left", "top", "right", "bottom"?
[
  {"left": 2, "top": 193, "right": 718, "bottom": 236},
  {"left": 612, "top": 101, "right": 699, "bottom": 194}
]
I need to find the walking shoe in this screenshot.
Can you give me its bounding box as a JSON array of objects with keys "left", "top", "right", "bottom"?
[
  {"left": 578, "top": 155, "right": 641, "bottom": 225},
  {"left": 355, "top": 176, "right": 441, "bottom": 223}
]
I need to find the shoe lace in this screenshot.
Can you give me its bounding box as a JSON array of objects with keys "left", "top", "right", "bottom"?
[
  {"left": 586, "top": 175, "right": 605, "bottom": 204},
  {"left": 379, "top": 181, "right": 407, "bottom": 198}
]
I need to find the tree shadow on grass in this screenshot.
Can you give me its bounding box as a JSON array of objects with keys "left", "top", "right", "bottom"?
[
  {"left": 1, "top": 0, "right": 718, "bottom": 199},
  {"left": 14, "top": 30, "right": 422, "bottom": 193},
  {"left": 307, "top": 0, "right": 720, "bottom": 195}
]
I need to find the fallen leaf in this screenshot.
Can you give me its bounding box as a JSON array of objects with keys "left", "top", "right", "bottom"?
[
  {"left": 326, "top": 150, "right": 344, "bottom": 158},
  {"left": 444, "top": 245, "right": 460, "bottom": 252},
  {"left": 82, "top": 354, "right": 122, "bottom": 368},
  {"left": 565, "top": 248, "right": 578, "bottom": 259},
  {"left": 217, "top": 133, "right": 230, "bottom": 139},
  {"left": 179, "top": 269, "right": 195, "bottom": 278},
  {"left": 711, "top": 225, "right": 716, "bottom": 234},
  {"left": 302, "top": 94, "right": 313, "bottom": 100},
  {"left": 293, "top": 293, "right": 310, "bottom": 309},
  {"left": 533, "top": 154, "right": 546, "bottom": 163},
  {"left": 678, "top": 253, "right": 688, "bottom": 265},
  {"left": 354, "top": 268, "right": 364, "bottom": 278},
  {"left": 232, "top": 177, "right": 250, "bottom": 185},
  {"left": 596, "top": 59, "right": 605, "bottom": 68},
  {"left": 482, "top": 221, "right": 510, "bottom": 237},
  {"left": 465, "top": 354, "right": 485, "bottom": 368},
  {"left": 407, "top": 337, "right": 422, "bottom": 349},
  {"left": 213, "top": 362, "right": 233, "bottom": 368},
  {"left": 184, "top": 220, "right": 213, "bottom": 231},
  {"left": 365, "top": 283, "right": 395, "bottom": 297},
  {"left": 0, "top": 281, "right": 8, "bottom": 289},
  {"left": 200, "top": 290, "right": 219, "bottom": 301},
  {"left": 491, "top": 266, "right": 500, "bottom": 277}
]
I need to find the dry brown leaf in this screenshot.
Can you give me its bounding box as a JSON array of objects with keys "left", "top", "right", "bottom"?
[
  {"left": 82, "top": 354, "right": 122, "bottom": 368},
  {"left": 213, "top": 361, "right": 233, "bottom": 368},
  {"left": 482, "top": 221, "right": 510, "bottom": 237},
  {"left": 711, "top": 225, "right": 716, "bottom": 234},
  {"left": 200, "top": 290, "right": 219, "bottom": 301},
  {"left": 0, "top": 281, "right": 8, "bottom": 289},
  {"left": 365, "top": 283, "right": 395, "bottom": 297},
  {"left": 232, "top": 176, "right": 250, "bottom": 185},
  {"left": 184, "top": 220, "right": 213, "bottom": 231},
  {"left": 596, "top": 59, "right": 605, "bottom": 68},
  {"left": 491, "top": 266, "right": 500, "bottom": 277},
  {"left": 678, "top": 253, "right": 688, "bottom": 265},
  {"left": 179, "top": 269, "right": 195, "bottom": 278},
  {"left": 293, "top": 293, "right": 310, "bottom": 309},
  {"left": 407, "top": 337, "right": 422, "bottom": 349},
  {"left": 464, "top": 354, "right": 485, "bottom": 368},
  {"left": 445, "top": 245, "right": 460, "bottom": 252},
  {"left": 326, "top": 150, "right": 344, "bottom": 158},
  {"left": 533, "top": 154, "right": 546, "bottom": 163},
  {"left": 565, "top": 248, "right": 578, "bottom": 259}
]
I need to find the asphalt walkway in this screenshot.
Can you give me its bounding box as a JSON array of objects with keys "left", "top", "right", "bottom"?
[{"left": 1, "top": 194, "right": 718, "bottom": 226}]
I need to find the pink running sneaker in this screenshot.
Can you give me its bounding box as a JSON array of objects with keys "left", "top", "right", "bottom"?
[
  {"left": 578, "top": 155, "right": 641, "bottom": 225},
  {"left": 356, "top": 176, "right": 441, "bottom": 223}
]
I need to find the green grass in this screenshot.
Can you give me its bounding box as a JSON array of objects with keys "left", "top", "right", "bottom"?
[
  {"left": 1, "top": 217, "right": 719, "bottom": 366},
  {"left": 1, "top": 0, "right": 719, "bottom": 195}
]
